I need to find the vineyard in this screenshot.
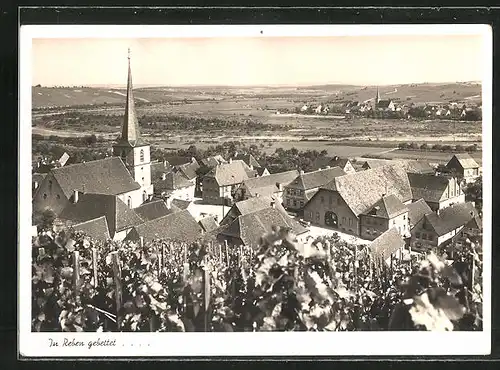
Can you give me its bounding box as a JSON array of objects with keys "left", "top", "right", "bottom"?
[{"left": 32, "top": 226, "right": 483, "bottom": 332}]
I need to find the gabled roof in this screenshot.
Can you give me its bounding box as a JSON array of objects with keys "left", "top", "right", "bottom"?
[
  {"left": 423, "top": 202, "right": 479, "bottom": 236},
  {"left": 362, "top": 159, "right": 434, "bottom": 174},
  {"left": 219, "top": 207, "right": 308, "bottom": 247},
  {"left": 322, "top": 164, "right": 412, "bottom": 216},
  {"left": 240, "top": 170, "right": 299, "bottom": 197},
  {"left": 376, "top": 100, "right": 393, "bottom": 108},
  {"left": 176, "top": 161, "right": 200, "bottom": 181},
  {"left": 233, "top": 153, "right": 261, "bottom": 168},
  {"left": 406, "top": 199, "right": 433, "bottom": 227},
  {"left": 171, "top": 198, "right": 192, "bottom": 210},
  {"left": 447, "top": 153, "right": 480, "bottom": 169},
  {"left": 58, "top": 193, "right": 143, "bottom": 235},
  {"left": 368, "top": 227, "right": 405, "bottom": 260},
  {"left": 164, "top": 156, "right": 197, "bottom": 167},
  {"left": 134, "top": 199, "right": 176, "bottom": 221},
  {"left": 408, "top": 173, "right": 451, "bottom": 203},
  {"left": 362, "top": 194, "right": 407, "bottom": 219},
  {"left": 155, "top": 171, "right": 193, "bottom": 192},
  {"left": 206, "top": 160, "right": 253, "bottom": 186},
  {"left": 311, "top": 156, "right": 351, "bottom": 171},
  {"left": 256, "top": 167, "right": 269, "bottom": 176},
  {"left": 198, "top": 216, "right": 219, "bottom": 232},
  {"left": 287, "top": 167, "right": 346, "bottom": 190},
  {"left": 51, "top": 157, "right": 141, "bottom": 199},
  {"left": 131, "top": 209, "right": 203, "bottom": 242},
  {"left": 220, "top": 195, "right": 286, "bottom": 227},
  {"left": 200, "top": 155, "right": 227, "bottom": 168},
  {"left": 72, "top": 216, "right": 111, "bottom": 241}
]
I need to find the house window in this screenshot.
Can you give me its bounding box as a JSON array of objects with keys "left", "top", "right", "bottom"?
[
  {"left": 142, "top": 177, "right": 145, "bottom": 184},
  {"left": 143, "top": 191, "right": 147, "bottom": 202},
  {"left": 140, "top": 149, "right": 145, "bottom": 162},
  {"left": 56, "top": 194, "right": 60, "bottom": 199},
  {"left": 48, "top": 180, "right": 53, "bottom": 192},
  {"left": 127, "top": 197, "right": 132, "bottom": 208},
  {"left": 325, "top": 211, "right": 338, "bottom": 227},
  {"left": 300, "top": 201, "right": 304, "bottom": 208},
  {"left": 416, "top": 232, "right": 421, "bottom": 238},
  {"left": 320, "top": 196, "right": 324, "bottom": 203},
  {"left": 309, "top": 211, "right": 313, "bottom": 219},
  {"left": 348, "top": 218, "right": 352, "bottom": 226},
  {"left": 422, "top": 233, "right": 427, "bottom": 240},
  {"left": 293, "top": 200, "right": 297, "bottom": 207},
  {"left": 393, "top": 220, "right": 396, "bottom": 225},
  {"left": 315, "top": 212, "right": 320, "bottom": 221},
  {"left": 342, "top": 217, "right": 346, "bottom": 224},
  {"left": 403, "top": 215, "right": 406, "bottom": 220},
  {"left": 286, "top": 199, "right": 290, "bottom": 206},
  {"left": 43, "top": 193, "right": 47, "bottom": 199}
]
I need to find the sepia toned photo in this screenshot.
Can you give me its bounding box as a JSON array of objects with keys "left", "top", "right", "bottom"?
[{"left": 19, "top": 24, "right": 491, "bottom": 357}]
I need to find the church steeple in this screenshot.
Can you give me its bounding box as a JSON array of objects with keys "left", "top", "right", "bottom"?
[
  {"left": 376, "top": 86, "right": 380, "bottom": 104},
  {"left": 117, "top": 48, "right": 144, "bottom": 147}
]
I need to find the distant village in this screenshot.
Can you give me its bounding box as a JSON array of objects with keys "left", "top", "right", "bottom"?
[
  {"left": 32, "top": 59, "right": 483, "bottom": 262},
  {"left": 276, "top": 87, "right": 482, "bottom": 121}
]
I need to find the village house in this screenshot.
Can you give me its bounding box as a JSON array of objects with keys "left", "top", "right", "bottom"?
[
  {"left": 198, "top": 215, "right": 219, "bottom": 233},
  {"left": 57, "top": 191, "right": 144, "bottom": 241},
  {"left": 71, "top": 216, "right": 111, "bottom": 241},
  {"left": 233, "top": 152, "right": 269, "bottom": 176},
  {"left": 219, "top": 195, "right": 287, "bottom": 228},
  {"left": 134, "top": 198, "right": 180, "bottom": 222},
  {"left": 153, "top": 171, "right": 195, "bottom": 201},
  {"left": 283, "top": 167, "right": 346, "bottom": 212},
  {"left": 233, "top": 170, "right": 299, "bottom": 203},
  {"left": 445, "top": 153, "right": 481, "bottom": 184},
  {"left": 409, "top": 202, "right": 479, "bottom": 252},
  {"left": 125, "top": 209, "right": 203, "bottom": 243},
  {"left": 366, "top": 227, "right": 407, "bottom": 268},
  {"left": 195, "top": 155, "right": 228, "bottom": 196},
  {"left": 312, "top": 156, "right": 356, "bottom": 174},
  {"left": 358, "top": 194, "right": 410, "bottom": 241},
  {"left": 175, "top": 160, "right": 200, "bottom": 184},
  {"left": 32, "top": 173, "right": 46, "bottom": 198},
  {"left": 361, "top": 159, "right": 435, "bottom": 175},
  {"left": 150, "top": 156, "right": 198, "bottom": 182},
  {"left": 408, "top": 173, "right": 465, "bottom": 213},
  {"left": 202, "top": 159, "right": 256, "bottom": 205},
  {"left": 406, "top": 198, "right": 434, "bottom": 232},
  {"left": 217, "top": 202, "right": 308, "bottom": 248},
  {"left": 303, "top": 164, "right": 412, "bottom": 237}
]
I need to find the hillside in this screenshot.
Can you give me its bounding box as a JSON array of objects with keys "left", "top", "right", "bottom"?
[{"left": 32, "top": 82, "right": 482, "bottom": 109}]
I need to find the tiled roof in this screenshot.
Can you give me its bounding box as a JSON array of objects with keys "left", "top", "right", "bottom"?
[
  {"left": 407, "top": 199, "right": 433, "bottom": 228},
  {"left": 233, "top": 153, "right": 261, "bottom": 168},
  {"left": 424, "top": 202, "right": 479, "bottom": 236},
  {"left": 219, "top": 207, "right": 308, "bottom": 247},
  {"left": 403, "top": 160, "right": 435, "bottom": 174},
  {"left": 51, "top": 157, "right": 140, "bottom": 199},
  {"left": 134, "top": 199, "right": 176, "bottom": 221},
  {"left": 465, "top": 215, "right": 482, "bottom": 230},
  {"left": 58, "top": 193, "right": 143, "bottom": 235},
  {"left": 176, "top": 161, "right": 200, "bottom": 181},
  {"left": 198, "top": 216, "right": 219, "bottom": 232},
  {"left": 220, "top": 195, "right": 286, "bottom": 227},
  {"left": 164, "top": 156, "right": 196, "bottom": 167},
  {"left": 376, "top": 100, "right": 393, "bottom": 108},
  {"left": 207, "top": 160, "right": 253, "bottom": 186},
  {"left": 287, "top": 167, "right": 346, "bottom": 190},
  {"left": 155, "top": 171, "right": 193, "bottom": 192},
  {"left": 362, "top": 194, "right": 407, "bottom": 219},
  {"left": 312, "top": 156, "right": 350, "bottom": 171},
  {"left": 131, "top": 209, "right": 203, "bottom": 242},
  {"left": 240, "top": 170, "right": 299, "bottom": 197},
  {"left": 72, "top": 216, "right": 111, "bottom": 241},
  {"left": 448, "top": 153, "right": 480, "bottom": 169},
  {"left": 256, "top": 167, "right": 269, "bottom": 176},
  {"left": 200, "top": 155, "right": 227, "bottom": 168},
  {"left": 408, "top": 173, "right": 450, "bottom": 203},
  {"left": 368, "top": 227, "right": 405, "bottom": 260},
  {"left": 171, "top": 198, "right": 192, "bottom": 210},
  {"left": 322, "top": 164, "right": 412, "bottom": 216}
]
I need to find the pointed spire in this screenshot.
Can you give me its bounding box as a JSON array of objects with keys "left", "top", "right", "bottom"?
[
  {"left": 118, "top": 48, "right": 143, "bottom": 147},
  {"left": 376, "top": 87, "right": 380, "bottom": 104}
]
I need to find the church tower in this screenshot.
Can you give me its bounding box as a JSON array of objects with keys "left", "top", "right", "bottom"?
[
  {"left": 376, "top": 86, "right": 381, "bottom": 104},
  {"left": 112, "top": 49, "right": 153, "bottom": 205}
]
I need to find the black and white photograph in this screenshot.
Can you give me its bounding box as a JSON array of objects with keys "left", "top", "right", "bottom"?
[{"left": 19, "top": 24, "right": 491, "bottom": 357}]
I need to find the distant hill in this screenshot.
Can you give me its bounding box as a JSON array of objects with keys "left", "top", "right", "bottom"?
[{"left": 32, "top": 82, "right": 482, "bottom": 109}]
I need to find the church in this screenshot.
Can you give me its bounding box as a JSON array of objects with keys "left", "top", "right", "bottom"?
[{"left": 32, "top": 51, "right": 155, "bottom": 237}]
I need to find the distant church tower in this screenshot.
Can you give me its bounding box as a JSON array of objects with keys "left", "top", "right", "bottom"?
[
  {"left": 375, "top": 86, "right": 381, "bottom": 104},
  {"left": 112, "top": 49, "right": 153, "bottom": 204}
]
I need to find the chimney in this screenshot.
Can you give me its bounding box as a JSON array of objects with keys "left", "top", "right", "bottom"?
[
  {"left": 162, "top": 173, "right": 167, "bottom": 181},
  {"left": 166, "top": 197, "right": 172, "bottom": 208},
  {"left": 334, "top": 156, "right": 339, "bottom": 161},
  {"left": 34, "top": 181, "right": 39, "bottom": 189},
  {"left": 250, "top": 164, "right": 254, "bottom": 170},
  {"left": 164, "top": 160, "right": 167, "bottom": 167},
  {"left": 277, "top": 183, "right": 283, "bottom": 191},
  {"left": 229, "top": 158, "right": 233, "bottom": 164},
  {"left": 73, "top": 189, "right": 79, "bottom": 203},
  {"left": 300, "top": 170, "right": 305, "bottom": 175},
  {"left": 191, "top": 157, "right": 196, "bottom": 163}
]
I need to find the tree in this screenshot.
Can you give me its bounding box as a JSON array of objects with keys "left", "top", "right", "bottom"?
[
  {"left": 420, "top": 143, "right": 430, "bottom": 150},
  {"left": 409, "top": 142, "right": 419, "bottom": 150},
  {"left": 33, "top": 208, "right": 56, "bottom": 230}
]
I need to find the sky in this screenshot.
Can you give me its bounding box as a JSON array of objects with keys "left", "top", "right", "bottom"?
[{"left": 31, "top": 35, "right": 486, "bottom": 87}]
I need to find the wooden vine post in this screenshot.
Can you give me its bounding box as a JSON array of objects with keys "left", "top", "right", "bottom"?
[
  {"left": 92, "top": 247, "right": 98, "bottom": 287},
  {"left": 110, "top": 251, "right": 122, "bottom": 331},
  {"left": 202, "top": 255, "right": 211, "bottom": 332},
  {"left": 72, "top": 250, "right": 81, "bottom": 296}
]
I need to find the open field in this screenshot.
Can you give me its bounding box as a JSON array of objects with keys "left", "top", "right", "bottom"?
[{"left": 368, "top": 148, "right": 483, "bottom": 166}]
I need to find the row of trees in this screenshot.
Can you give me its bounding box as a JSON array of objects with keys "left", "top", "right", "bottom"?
[{"left": 397, "top": 142, "right": 479, "bottom": 152}]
